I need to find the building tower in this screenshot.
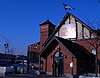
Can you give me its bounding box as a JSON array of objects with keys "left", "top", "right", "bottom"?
[{"left": 40, "top": 20, "right": 55, "bottom": 50}]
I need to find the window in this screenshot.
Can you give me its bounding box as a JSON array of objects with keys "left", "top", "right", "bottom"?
[
  {"left": 55, "top": 51, "right": 59, "bottom": 57},
  {"left": 60, "top": 24, "right": 76, "bottom": 39},
  {"left": 41, "top": 34, "right": 46, "bottom": 37},
  {"left": 34, "top": 46, "right": 38, "bottom": 49}
]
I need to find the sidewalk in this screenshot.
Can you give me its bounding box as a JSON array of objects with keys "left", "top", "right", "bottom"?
[
  {"left": 0, "top": 71, "right": 47, "bottom": 78},
  {"left": 0, "top": 74, "right": 34, "bottom": 78},
  {"left": 0, "top": 70, "right": 67, "bottom": 78},
  {"left": 0, "top": 74, "right": 50, "bottom": 78}
]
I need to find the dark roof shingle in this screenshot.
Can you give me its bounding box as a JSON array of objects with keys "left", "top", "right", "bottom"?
[{"left": 40, "top": 20, "right": 55, "bottom": 26}]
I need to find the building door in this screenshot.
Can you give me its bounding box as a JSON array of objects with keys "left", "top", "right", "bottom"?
[{"left": 52, "top": 51, "right": 64, "bottom": 76}]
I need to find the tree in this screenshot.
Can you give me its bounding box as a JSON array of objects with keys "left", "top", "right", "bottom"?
[{"left": 2, "top": 36, "right": 16, "bottom": 55}]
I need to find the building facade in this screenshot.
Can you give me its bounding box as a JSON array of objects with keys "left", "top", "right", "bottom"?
[{"left": 28, "top": 13, "right": 100, "bottom": 76}]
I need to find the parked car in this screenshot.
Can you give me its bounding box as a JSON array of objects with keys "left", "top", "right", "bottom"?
[{"left": 12, "top": 64, "right": 27, "bottom": 74}]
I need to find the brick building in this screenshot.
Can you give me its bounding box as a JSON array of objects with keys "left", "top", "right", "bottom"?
[
  {"left": 27, "top": 42, "right": 40, "bottom": 70},
  {"left": 28, "top": 12, "right": 100, "bottom": 76}
]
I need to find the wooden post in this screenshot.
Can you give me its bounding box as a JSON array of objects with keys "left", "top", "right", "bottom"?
[
  {"left": 39, "top": 55, "right": 41, "bottom": 75},
  {"left": 45, "top": 58, "right": 47, "bottom": 72}
]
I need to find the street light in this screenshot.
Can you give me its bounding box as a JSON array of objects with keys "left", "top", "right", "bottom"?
[{"left": 4, "top": 43, "right": 8, "bottom": 54}]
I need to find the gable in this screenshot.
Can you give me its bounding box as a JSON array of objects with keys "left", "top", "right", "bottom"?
[
  {"left": 55, "top": 13, "right": 97, "bottom": 40},
  {"left": 43, "top": 12, "right": 98, "bottom": 48},
  {"left": 40, "top": 36, "right": 75, "bottom": 58},
  {"left": 40, "top": 36, "right": 94, "bottom": 59}
]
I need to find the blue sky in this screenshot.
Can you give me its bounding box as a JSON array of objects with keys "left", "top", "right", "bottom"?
[{"left": 0, "top": 0, "right": 100, "bottom": 55}]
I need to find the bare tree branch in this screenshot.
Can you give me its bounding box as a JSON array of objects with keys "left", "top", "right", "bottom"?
[{"left": 98, "top": 0, "right": 100, "bottom": 3}]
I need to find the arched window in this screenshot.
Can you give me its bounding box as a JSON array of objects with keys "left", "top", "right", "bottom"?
[{"left": 52, "top": 48, "right": 64, "bottom": 76}]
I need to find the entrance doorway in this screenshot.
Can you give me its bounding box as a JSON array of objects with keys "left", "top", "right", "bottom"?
[{"left": 52, "top": 51, "right": 64, "bottom": 76}]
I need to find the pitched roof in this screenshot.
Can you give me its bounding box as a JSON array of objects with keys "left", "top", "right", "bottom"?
[
  {"left": 40, "top": 36, "right": 94, "bottom": 59},
  {"left": 55, "top": 37, "right": 94, "bottom": 58},
  {"left": 42, "top": 12, "right": 97, "bottom": 48},
  {"left": 40, "top": 12, "right": 97, "bottom": 59},
  {"left": 40, "top": 20, "right": 56, "bottom": 27}
]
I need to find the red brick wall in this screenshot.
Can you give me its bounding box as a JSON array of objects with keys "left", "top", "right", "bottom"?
[
  {"left": 28, "top": 44, "right": 40, "bottom": 53},
  {"left": 75, "top": 39, "right": 100, "bottom": 60},
  {"left": 75, "top": 40, "right": 94, "bottom": 53},
  {"left": 43, "top": 43, "right": 77, "bottom": 75},
  {"left": 73, "top": 58, "right": 77, "bottom": 75},
  {"left": 40, "top": 24, "right": 49, "bottom": 50},
  {"left": 42, "top": 39, "right": 100, "bottom": 75},
  {"left": 40, "top": 24, "right": 55, "bottom": 51}
]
